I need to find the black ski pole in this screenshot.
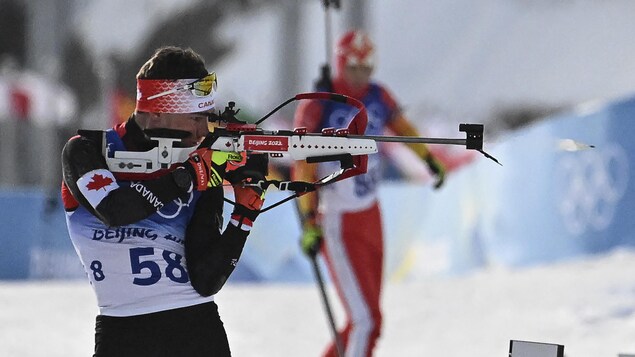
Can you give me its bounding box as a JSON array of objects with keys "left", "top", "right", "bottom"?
[
  {"left": 309, "top": 252, "right": 345, "bottom": 357},
  {"left": 315, "top": 0, "right": 341, "bottom": 91},
  {"left": 294, "top": 179, "right": 344, "bottom": 355},
  {"left": 304, "top": 2, "right": 345, "bottom": 356}
]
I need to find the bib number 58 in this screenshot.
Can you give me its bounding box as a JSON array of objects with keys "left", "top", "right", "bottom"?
[{"left": 129, "top": 247, "right": 189, "bottom": 286}]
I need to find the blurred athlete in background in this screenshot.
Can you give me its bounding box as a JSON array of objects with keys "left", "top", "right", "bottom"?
[{"left": 292, "top": 30, "right": 446, "bottom": 357}]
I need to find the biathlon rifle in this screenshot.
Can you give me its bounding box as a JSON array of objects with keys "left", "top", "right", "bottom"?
[
  {"left": 207, "top": 92, "right": 500, "bottom": 211},
  {"left": 106, "top": 92, "right": 499, "bottom": 212}
]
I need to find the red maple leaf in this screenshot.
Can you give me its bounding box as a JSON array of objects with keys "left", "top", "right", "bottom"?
[{"left": 86, "top": 174, "right": 114, "bottom": 191}]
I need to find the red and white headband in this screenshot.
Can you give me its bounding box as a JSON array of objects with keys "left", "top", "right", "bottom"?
[{"left": 135, "top": 72, "right": 217, "bottom": 113}]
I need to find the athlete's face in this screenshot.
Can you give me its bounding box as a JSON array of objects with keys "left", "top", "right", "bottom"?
[
  {"left": 343, "top": 64, "right": 373, "bottom": 90},
  {"left": 142, "top": 112, "right": 210, "bottom": 147}
]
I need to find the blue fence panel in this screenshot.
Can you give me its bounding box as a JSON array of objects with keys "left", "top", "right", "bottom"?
[
  {"left": 0, "top": 190, "right": 38, "bottom": 279},
  {"left": 459, "top": 96, "right": 635, "bottom": 270},
  {"left": 0, "top": 190, "right": 82, "bottom": 279}
]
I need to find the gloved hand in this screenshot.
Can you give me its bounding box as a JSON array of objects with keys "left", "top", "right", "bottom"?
[
  {"left": 225, "top": 153, "right": 269, "bottom": 185},
  {"left": 233, "top": 182, "right": 265, "bottom": 213},
  {"left": 301, "top": 224, "right": 323, "bottom": 258},
  {"left": 183, "top": 148, "right": 228, "bottom": 191},
  {"left": 425, "top": 154, "right": 446, "bottom": 189},
  {"left": 228, "top": 154, "right": 268, "bottom": 230}
]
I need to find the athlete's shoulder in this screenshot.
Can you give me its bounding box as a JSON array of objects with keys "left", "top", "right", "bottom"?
[
  {"left": 370, "top": 81, "right": 398, "bottom": 110},
  {"left": 63, "top": 131, "right": 100, "bottom": 155},
  {"left": 62, "top": 130, "right": 106, "bottom": 173}
]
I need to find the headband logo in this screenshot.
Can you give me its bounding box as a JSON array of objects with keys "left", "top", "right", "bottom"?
[{"left": 135, "top": 73, "right": 217, "bottom": 114}]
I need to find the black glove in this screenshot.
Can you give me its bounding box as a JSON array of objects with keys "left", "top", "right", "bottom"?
[
  {"left": 228, "top": 154, "right": 269, "bottom": 230},
  {"left": 425, "top": 154, "right": 446, "bottom": 189}
]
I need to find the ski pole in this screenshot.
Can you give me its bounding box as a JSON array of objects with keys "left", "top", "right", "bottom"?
[
  {"left": 322, "top": 0, "right": 340, "bottom": 65},
  {"left": 310, "top": 253, "right": 345, "bottom": 357},
  {"left": 294, "top": 177, "right": 345, "bottom": 357},
  {"left": 315, "top": 0, "right": 341, "bottom": 91}
]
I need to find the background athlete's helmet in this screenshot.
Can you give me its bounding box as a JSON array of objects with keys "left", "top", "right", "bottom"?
[{"left": 335, "top": 30, "right": 375, "bottom": 74}]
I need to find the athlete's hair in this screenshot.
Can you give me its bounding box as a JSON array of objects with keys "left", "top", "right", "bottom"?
[{"left": 136, "top": 46, "right": 208, "bottom": 80}]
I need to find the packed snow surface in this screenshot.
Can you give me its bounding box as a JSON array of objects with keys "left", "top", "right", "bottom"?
[{"left": 2, "top": 249, "right": 635, "bottom": 357}]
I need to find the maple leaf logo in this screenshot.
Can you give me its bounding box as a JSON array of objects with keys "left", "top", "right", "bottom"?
[{"left": 86, "top": 174, "right": 114, "bottom": 191}]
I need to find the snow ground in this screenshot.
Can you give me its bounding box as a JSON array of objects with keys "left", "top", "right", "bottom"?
[{"left": 2, "top": 249, "right": 635, "bottom": 357}]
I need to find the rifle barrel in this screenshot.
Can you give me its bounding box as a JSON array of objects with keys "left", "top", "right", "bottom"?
[{"left": 346, "top": 134, "right": 466, "bottom": 146}]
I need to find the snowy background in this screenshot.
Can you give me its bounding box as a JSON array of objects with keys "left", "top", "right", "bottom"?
[{"left": 3, "top": 248, "right": 635, "bottom": 357}]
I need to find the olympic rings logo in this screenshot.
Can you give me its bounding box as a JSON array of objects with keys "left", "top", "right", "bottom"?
[
  {"left": 158, "top": 190, "right": 194, "bottom": 219},
  {"left": 555, "top": 143, "right": 629, "bottom": 236}
]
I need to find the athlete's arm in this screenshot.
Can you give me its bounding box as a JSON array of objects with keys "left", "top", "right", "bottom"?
[
  {"left": 291, "top": 100, "right": 322, "bottom": 227},
  {"left": 387, "top": 113, "right": 434, "bottom": 159},
  {"left": 61, "top": 135, "right": 188, "bottom": 227},
  {"left": 184, "top": 187, "right": 251, "bottom": 296},
  {"left": 386, "top": 110, "right": 446, "bottom": 188}
]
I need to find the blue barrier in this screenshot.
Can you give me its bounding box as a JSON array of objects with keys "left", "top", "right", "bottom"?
[
  {"left": 436, "top": 96, "right": 635, "bottom": 272},
  {"left": 0, "top": 189, "right": 83, "bottom": 279},
  {"left": 1, "top": 95, "right": 634, "bottom": 281},
  {"left": 0, "top": 189, "right": 39, "bottom": 279}
]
